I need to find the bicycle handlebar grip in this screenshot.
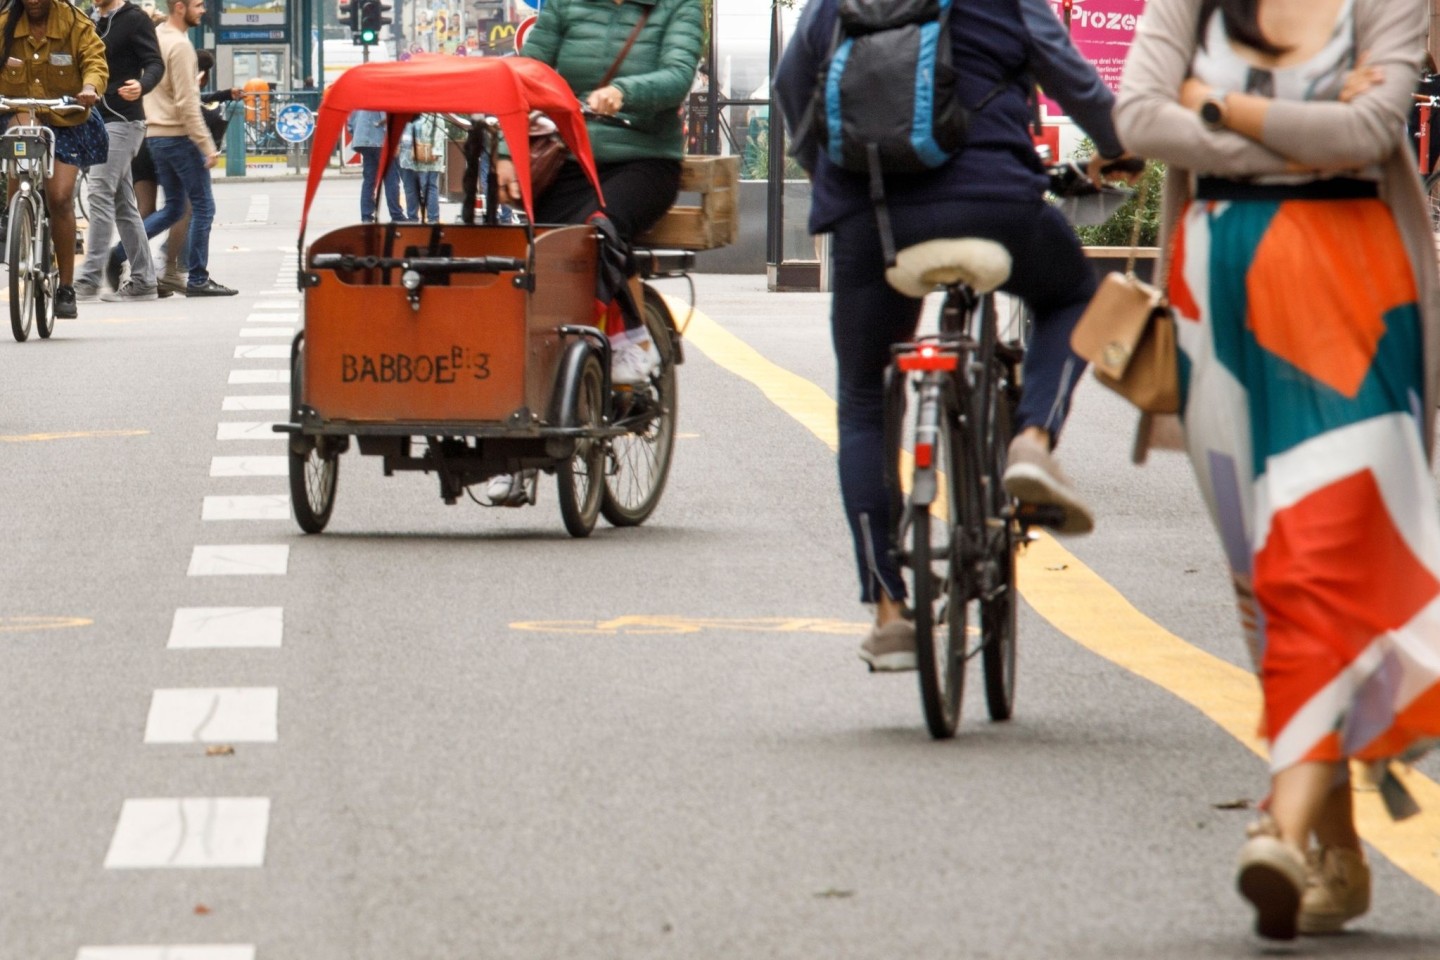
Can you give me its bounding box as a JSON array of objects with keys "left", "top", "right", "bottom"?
[{"left": 1099, "top": 155, "right": 1145, "bottom": 177}]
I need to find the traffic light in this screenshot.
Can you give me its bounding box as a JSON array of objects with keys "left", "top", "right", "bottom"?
[
  {"left": 358, "top": 0, "right": 391, "bottom": 45},
  {"left": 339, "top": 0, "right": 359, "bottom": 40}
]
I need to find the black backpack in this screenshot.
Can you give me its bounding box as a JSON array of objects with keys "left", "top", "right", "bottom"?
[{"left": 794, "top": 0, "right": 1019, "bottom": 265}]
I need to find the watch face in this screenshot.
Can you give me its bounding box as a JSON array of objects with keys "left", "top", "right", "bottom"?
[{"left": 1201, "top": 100, "right": 1224, "bottom": 125}]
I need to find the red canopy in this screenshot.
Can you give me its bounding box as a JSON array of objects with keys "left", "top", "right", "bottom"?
[{"left": 301, "top": 55, "right": 603, "bottom": 238}]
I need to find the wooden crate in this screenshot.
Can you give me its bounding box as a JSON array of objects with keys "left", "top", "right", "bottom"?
[{"left": 635, "top": 155, "right": 739, "bottom": 250}]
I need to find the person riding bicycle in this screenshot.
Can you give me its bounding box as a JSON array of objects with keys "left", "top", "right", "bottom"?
[
  {"left": 0, "top": 0, "right": 108, "bottom": 320},
  {"left": 483, "top": 0, "right": 702, "bottom": 506},
  {"left": 775, "top": 0, "right": 1139, "bottom": 670}
]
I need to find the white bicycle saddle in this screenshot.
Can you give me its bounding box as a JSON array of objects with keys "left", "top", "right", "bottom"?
[{"left": 884, "top": 238, "right": 1013, "bottom": 299}]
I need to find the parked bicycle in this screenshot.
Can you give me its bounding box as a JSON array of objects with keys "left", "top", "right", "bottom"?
[
  {"left": 1413, "top": 93, "right": 1440, "bottom": 231},
  {"left": 883, "top": 159, "right": 1138, "bottom": 739},
  {"left": 1, "top": 95, "right": 85, "bottom": 341}
]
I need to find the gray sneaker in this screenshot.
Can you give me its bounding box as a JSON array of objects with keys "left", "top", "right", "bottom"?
[
  {"left": 72, "top": 280, "right": 100, "bottom": 302},
  {"left": 1002, "top": 433, "right": 1095, "bottom": 535},
  {"left": 859, "top": 619, "right": 917, "bottom": 672},
  {"left": 100, "top": 280, "right": 159, "bottom": 302}
]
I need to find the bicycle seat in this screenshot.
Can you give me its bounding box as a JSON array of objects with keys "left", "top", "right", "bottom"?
[{"left": 885, "top": 238, "right": 1012, "bottom": 299}]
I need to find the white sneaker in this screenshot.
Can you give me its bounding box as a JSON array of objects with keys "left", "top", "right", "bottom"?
[
  {"left": 610, "top": 338, "right": 661, "bottom": 386},
  {"left": 484, "top": 470, "right": 535, "bottom": 507}
]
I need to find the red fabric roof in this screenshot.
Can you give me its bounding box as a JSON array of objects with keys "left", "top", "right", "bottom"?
[{"left": 302, "top": 55, "right": 602, "bottom": 236}]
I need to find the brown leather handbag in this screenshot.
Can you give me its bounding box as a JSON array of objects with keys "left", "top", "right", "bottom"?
[{"left": 1070, "top": 182, "right": 1181, "bottom": 414}]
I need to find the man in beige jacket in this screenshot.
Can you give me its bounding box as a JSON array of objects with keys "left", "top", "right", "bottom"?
[{"left": 124, "top": 0, "right": 236, "bottom": 295}]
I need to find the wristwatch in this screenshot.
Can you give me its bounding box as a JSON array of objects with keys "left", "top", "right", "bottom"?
[{"left": 1199, "top": 89, "right": 1230, "bottom": 131}]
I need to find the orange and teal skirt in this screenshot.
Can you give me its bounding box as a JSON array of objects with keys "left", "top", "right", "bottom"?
[{"left": 1169, "top": 195, "right": 1440, "bottom": 787}]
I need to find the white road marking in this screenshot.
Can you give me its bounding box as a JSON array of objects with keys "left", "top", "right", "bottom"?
[
  {"left": 222, "top": 395, "right": 288, "bottom": 412},
  {"left": 245, "top": 196, "right": 269, "bottom": 223},
  {"left": 168, "top": 607, "right": 283, "bottom": 649},
  {"left": 243, "top": 314, "right": 299, "bottom": 324},
  {"left": 187, "top": 546, "right": 288, "bottom": 576},
  {"left": 77, "top": 947, "right": 256, "bottom": 960},
  {"left": 104, "top": 798, "right": 270, "bottom": 868},
  {"left": 238, "top": 328, "right": 295, "bottom": 338},
  {"left": 202, "top": 495, "right": 289, "bottom": 521},
  {"left": 234, "top": 345, "right": 290, "bottom": 359},
  {"left": 144, "top": 688, "right": 278, "bottom": 744},
  {"left": 229, "top": 369, "right": 290, "bottom": 384},
  {"left": 210, "top": 455, "right": 287, "bottom": 477},
  {"left": 216, "top": 422, "right": 282, "bottom": 442},
  {"left": 253, "top": 301, "right": 298, "bottom": 310}
]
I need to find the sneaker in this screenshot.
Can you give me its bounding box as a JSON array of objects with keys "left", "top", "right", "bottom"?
[
  {"left": 484, "top": 469, "right": 537, "bottom": 507},
  {"left": 186, "top": 278, "right": 238, "bottom": 297},
  {"left": 1236, "top": 833, "right": 1307, "bottom": 943},
  {"left": 100, "top": 280, "right": 159, "bottom": 302},
  {"left": 610, "top": 338, "right": 661, "bottom": 386},
  {"left": 54, "top": 284, "right": 77, "bottom": 320},
  {"left": 858, "top": 618, "right": 917, "bottom": 672},
  {"left": 1002, "top": 432, "right": 1095, "bottom": 535},
  {"left": 104, "top": 245, "right": 124, "bottom": 291},
  {"left": 72, "top": 279, "right": 100, "bottom": 302},
  {"left": 1299, "top": 846, "right": 1370, "bottom": 934}
]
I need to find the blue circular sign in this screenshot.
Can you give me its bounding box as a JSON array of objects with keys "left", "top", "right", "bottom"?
[{"left": 275, "top": 103, "right": 316, "bottom": 144}]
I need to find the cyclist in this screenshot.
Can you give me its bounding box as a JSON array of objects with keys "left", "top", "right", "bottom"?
[
  {"left": 775, "top": 0, "right": 1138, "bottom": 670},
  {"left": 0, "top": 0, "right": 108, "bottom": 320}
]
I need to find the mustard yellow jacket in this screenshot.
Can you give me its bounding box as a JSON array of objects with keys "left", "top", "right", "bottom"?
[{"left": 0, "top": 1, "right": 107, "bottom": 126}]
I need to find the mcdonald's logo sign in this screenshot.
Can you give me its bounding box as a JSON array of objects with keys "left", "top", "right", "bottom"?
[{"left": 488, "top": 23, "right": 516, "bottom": 46}]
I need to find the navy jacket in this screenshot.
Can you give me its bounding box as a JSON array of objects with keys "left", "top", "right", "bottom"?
[{"left": 775, "top": 0, "right": 1125, "bottom": 233}]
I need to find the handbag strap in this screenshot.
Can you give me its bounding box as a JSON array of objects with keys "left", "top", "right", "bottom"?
[
  {"left": 598, "top": 6, "right": 653, "bottom": 89},
  {"left": 1125, "top": 175, "right": 1182, "bottom": 299}
]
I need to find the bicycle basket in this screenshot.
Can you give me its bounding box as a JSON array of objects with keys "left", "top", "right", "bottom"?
[{"left": 0, "top": 130, "right": 50, "bottom": 163}]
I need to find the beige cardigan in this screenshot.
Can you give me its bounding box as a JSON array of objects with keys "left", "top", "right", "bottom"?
[{"left": 1114, "top": 0, "right": 1440, "bottom": 454}]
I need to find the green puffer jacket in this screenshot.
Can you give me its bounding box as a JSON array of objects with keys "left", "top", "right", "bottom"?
[{"left": 520, "top": 0, "right": 703, "bottom": 163}]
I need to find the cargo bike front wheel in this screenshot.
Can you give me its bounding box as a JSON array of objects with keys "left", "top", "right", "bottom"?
[{"left": 288, "top": 335, "right": 340, "bottom": 533}]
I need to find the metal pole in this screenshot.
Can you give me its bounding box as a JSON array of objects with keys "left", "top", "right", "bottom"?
[
  {"left": 704, "top": 3, "right": 718, "bottom": 155},
  {"left": 765, "top": 1, "right": 783, "bottom": 266}
]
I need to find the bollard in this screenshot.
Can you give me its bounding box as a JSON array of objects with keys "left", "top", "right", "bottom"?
[{"left": 225, "top": 109, "right": 246, "bottom": 177}]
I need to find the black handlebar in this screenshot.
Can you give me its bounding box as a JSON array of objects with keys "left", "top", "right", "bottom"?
[{"left": 311, "top": 253, "right": 526, "bottom": 273}]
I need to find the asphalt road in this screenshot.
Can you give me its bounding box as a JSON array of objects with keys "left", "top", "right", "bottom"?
[{"left": 2, "top": 177, "right": 1438, "bottom": 960}]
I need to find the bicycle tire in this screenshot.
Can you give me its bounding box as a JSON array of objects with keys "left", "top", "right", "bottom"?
[
  {"left": 908, "top": 384, "right": 964, "bottom": 739},
  {"left": 34, "top": 201, "right": 55, "bottom": 340},
  {"left": 7, "top": 192, "right": 37, "bottom": 342},
  {"left": 600, "top": 288, "right": 678, "bottom": 526},
  {"left": 558, "top": 352, "right": 605, "bottom": 537},
  {"left": 980, "top": 373, "right": 1018, "bottom": 721},
  {"left": 1426, "top": 171, "right": 1440, "bottom": 234},
  {"left": 287, "top": 338, "right": 340, "bottom": 533}
]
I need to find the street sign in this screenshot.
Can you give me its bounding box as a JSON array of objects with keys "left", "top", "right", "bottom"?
[
  {"left": 275, "top": 103, "right": 317, "bottom": 143},
  {"left": 514, "top": 14, "right": 536, "bottom": 51}
]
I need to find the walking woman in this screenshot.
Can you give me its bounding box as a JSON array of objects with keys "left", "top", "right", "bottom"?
[
  {"left": 1116, "top": 0, "right": 1440, "bottom": 942},
  {"left": 0, "top": 0, "right": 108, "bottom": 319}
]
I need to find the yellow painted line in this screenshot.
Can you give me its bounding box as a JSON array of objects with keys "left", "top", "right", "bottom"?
[
  {"left": 0, "top": 616, "right": 92, "bottom": 633},
  {"left": 675, "top": 296, "right": 1440, "bottom": 896},
  {"left": 512, "top": 615, "right": 867, "bottom": 636},
  {"left": 0, "top": 429, "right": 149, "bottom": 443}
]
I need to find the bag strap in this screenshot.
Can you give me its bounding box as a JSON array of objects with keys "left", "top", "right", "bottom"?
[
  {"left": 598, "top": 6, "right": 653, "bottom": 89},
  {"left": 1125, "top": 175, "right": 1181, "bottom": 298}
]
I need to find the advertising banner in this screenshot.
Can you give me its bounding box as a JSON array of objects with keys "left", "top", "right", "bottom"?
[
  {"left": 219, "top": 0, "right": 288, "bottom": 43},
  {"left": 1043, "top": 0, "right": 1145, "bottom": 116}
]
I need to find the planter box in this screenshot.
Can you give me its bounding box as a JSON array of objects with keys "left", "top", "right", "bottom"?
[{"left": 1084, "top": 245, "right": 1159, "bottom": 285}]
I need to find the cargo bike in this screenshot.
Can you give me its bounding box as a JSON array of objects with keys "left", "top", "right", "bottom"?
[{"left": 278, "top": 57, "right": 735, "bottom": 536}]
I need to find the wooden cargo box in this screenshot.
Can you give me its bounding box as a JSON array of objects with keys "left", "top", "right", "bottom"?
[{"left": 635, "top": 155, "right": 739, "bottom": 251}]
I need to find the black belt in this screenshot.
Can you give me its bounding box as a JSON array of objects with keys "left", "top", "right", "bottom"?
[{"left": 1194, "top": 177, "right": 1379, "bottom": 201}]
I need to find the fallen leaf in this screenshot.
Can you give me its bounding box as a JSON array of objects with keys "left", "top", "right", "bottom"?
[
  {"left": 194, "top": 903, "right": 211, "bottom": 915},
  {"left": 814, "top": 889, "right": 855, "bottom": 899},
  {"left": 1211, "top": 799, "right": 1252, "bottom": 810},
  {"left": 1045, "top": 564, "right": 1068, "bottom": 572},
  {"left": 205, "top": 744, "right": 235, "bottom": 757}
]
